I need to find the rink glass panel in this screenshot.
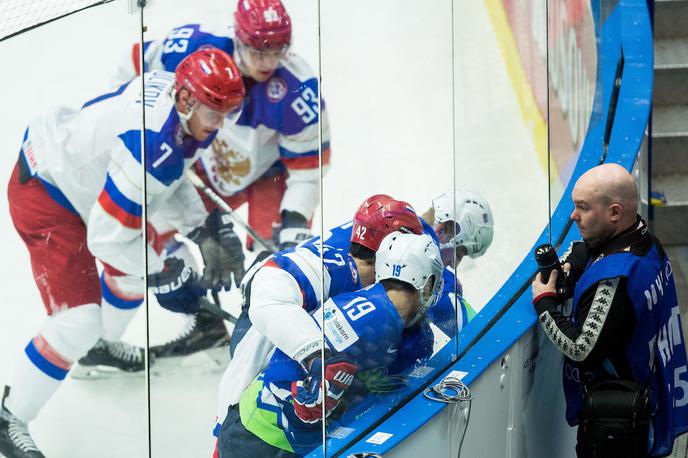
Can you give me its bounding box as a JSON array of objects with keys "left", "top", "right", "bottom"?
[
  {"left": 546, "top": 0, "right": 601, "bottom": 220},
  {"left": 141, "top": 1, "right": 325, "bottom": 456},
  {"left": 0, "top": 4, "right": 148, "bottom": 458},
  {"left": 451, "top": 0, "right": 550, "bottom": 360},
  {"left": 317, "top": 0, "right": 467, "bottom": 455}
]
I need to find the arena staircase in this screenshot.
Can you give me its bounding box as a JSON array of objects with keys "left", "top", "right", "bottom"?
[{"left": 651, "top": 0, "right": 688, "bottom": 346}]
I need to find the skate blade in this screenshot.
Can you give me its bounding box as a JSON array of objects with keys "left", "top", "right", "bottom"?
[
  {"left": 149, "top": 347, "right": 230, "bottom": 377},
  {"left": 70, "top": 364, "right": 145, "bottom": 380}
]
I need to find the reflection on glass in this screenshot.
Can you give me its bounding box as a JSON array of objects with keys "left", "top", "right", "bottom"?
[
  {"left": 137, "top": 0, "right": 324, "bottom": 456},
  {"left": 306, "top": 0, "right": 468, "bottom": 455},
  {"left": 0, "top": 3, "right": 147, "bottom": 457},
  {"left": 454, "top": 0, "right": 549, "bottom": 311},
  {"left": 546, "top": 0, "right": 599, "bottom": 210}
]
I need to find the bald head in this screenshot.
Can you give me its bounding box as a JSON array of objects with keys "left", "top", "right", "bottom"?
[
  {"left": 570, "top": 164, "right": 639, "bottom": 244},
  {"left": 576, "top": 164, "right": 638, "bottom": 211}
]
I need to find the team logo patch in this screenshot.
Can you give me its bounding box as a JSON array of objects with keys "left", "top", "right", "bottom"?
[
  {"left": 320, "top": 302, "right": 359, "bottom": 352},
  {"left": 210, "top": 138, "right": 252, "bottom": 189},
  {"left": 349, "top": 259, "right": 358, "bottom": 284},
  {"left": 266, "top": 77, "right": 287, "bottom": 102},
  {"left": 174, "top": 125, "right": 185, "bottom": 145}
]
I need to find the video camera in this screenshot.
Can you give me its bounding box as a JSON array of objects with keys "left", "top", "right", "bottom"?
[{"left": 534, "top": 243, "right": 573, "bottom": 298}]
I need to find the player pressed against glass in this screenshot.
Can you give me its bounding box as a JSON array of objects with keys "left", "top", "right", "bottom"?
[
  {"left": 211, "top": 191, "right": 494, "bottom": 456},
  {"left": 0, "top": 48, "right": 245, "bottom": 458},
  {"left": 217, "top": 232, "right": 445, "bottom": 457}
]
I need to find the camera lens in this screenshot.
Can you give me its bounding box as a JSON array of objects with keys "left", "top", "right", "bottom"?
[{"left": 534, "top": 243, "right": 559, "bottom": 283}]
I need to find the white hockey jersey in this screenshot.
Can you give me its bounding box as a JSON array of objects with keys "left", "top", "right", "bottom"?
[
  {"left": 19, "top": 71, "right": 211, "bottom": 277},
  {"left": 114, "top": 23, "right": 330, "bottom": 219}
]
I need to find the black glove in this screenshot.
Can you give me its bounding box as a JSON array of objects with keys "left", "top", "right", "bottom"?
[
  {"left": 275, "top": 210, "right": 312, "bottom": 250},
  {"left": 188, "top": 209, "right": 246, "bottom": 289},
  {"left": 148, "top": 257, "right": 205, "bottom": 313}
]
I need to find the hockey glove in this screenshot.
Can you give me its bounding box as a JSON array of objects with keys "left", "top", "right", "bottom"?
[
  {"left": 188, "top": 209, "right": 246, "bottom": 289},
  {"left": 148, "top": 257, "right": 206, "bottom": 314},
  {"left": 291, "top": 354, "right": 358, "bottom": 424},
  {"left": 275, "top": 210, "right": 312, "bottom": 250}
]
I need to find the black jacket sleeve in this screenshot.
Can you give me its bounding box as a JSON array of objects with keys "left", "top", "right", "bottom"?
[{"left": 534, "top": 276, "right": 635, "bottom": 364}]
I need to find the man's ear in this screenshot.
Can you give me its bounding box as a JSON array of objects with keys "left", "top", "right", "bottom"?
[
  {"left": 609, "top": 203, "right": 623, "bottom": 222},
  {"left": 175, "top": 88, "right": 191, "bottom": 114}
]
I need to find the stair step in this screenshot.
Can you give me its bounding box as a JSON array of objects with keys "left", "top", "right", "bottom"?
[
  {"left": 655, "top": 0, "right": 688, "bottom": 40},
  {"left": 655, "top": 38, "right": 688, "bottom": 68},
  {"left": 654, "top": 69, "right": 688, "bottom": 106},
  {"left": 664, "top": 246, "right": 688, "bottom": 328},
  {"left": 652, "top": 136, "right": 688, "bottom": 175},
  {"left": 652, "top": 105, "right": 688, "bottom": 137},
  {"left": 652, "top": 173, "right": 688, "bottom": 206},
  {"left": 654, "top": 39, "right": 688, "bottom": 105},
  {"left": 651, "top": 206, "right": 688, "bottom": 245}
]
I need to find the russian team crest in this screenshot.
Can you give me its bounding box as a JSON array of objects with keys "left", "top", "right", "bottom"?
[
  {"left": 266, "top": 77, "right": 287, "bottom": 102},
  {"left": 210, "top": 138, "right": 251, "bottom": 188}
]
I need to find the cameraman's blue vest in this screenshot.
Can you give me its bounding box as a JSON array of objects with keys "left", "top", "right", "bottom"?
[{"left": 562, "top": 243, "right": 688, "bottom": 456}]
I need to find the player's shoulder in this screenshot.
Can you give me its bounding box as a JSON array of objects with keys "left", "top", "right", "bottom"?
[
  {"left": 420, "top": 216, "right": 440, "bottom": 246},
  {"left": 115, "top": 71, "right": 176, "bottom": 157},
  {"left": 443, "top": 265, "right": 455, "bottom": 281},
  {"left": 322, "top": 221, "right": 354, "bottom": 251},
  {"left": 163, "top": 22, "right": 234, "bottom": 45},
  {"left": 276, "top": 53, "right": 317, "bottom": 84},
  {"left": 332, "top": 283, "right": 391, "bottom": 313},
  {"left": 135, "top": 71, "right": 177, "bottom": 126},
  {"left": 158, "top": 23, "right": 235, "bottom": 70}
]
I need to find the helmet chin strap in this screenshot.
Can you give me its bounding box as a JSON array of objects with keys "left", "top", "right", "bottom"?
[
  {"left": 405, "top": 277, "right": 434, "bottom": 328},
  {"left": 175, "top": 90, "right": 196, "bottom": 135},
  {"left": 405, "top": 297, "right": 426, "bottom": 328}
]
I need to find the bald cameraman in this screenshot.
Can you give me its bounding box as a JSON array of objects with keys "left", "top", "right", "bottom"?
[{"left": 532, "top": 163, "right": 688, "bottom": 457}]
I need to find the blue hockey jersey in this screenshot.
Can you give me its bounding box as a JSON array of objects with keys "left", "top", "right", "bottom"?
[{"left": 238, "top": 283, "right": 406, "bottom": 455}]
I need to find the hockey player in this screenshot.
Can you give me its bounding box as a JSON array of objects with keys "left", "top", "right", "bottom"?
[
  {"left": 421, "top": 189, "right": 495, "bottom": 336},
  {"left": 302, "top": 190, "right": 495, "bottom": 338},
  {"left": 423, "top": 189, "right": 495, "bottom": 268},
  {"left": 115, "top": 0, "right": 329, "bottom": 359},
  {"left": 214, "top": 195, "right": 424, "bottom": 434},
  {"left": 115, "top": 0, "right": 326, "bottom": 249},
  {"left": 216, "top": 232, "right": 445, "bottom": 457},
  {"left": 0, "top": 49, "right": 245, "bottom": 458}
]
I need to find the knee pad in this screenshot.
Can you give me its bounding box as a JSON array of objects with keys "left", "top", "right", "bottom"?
[
  {"left": 39, "top": 303, "right": 102, "bottom": 361},
  {"left": 102, "top": 267, "right": 144, "bottom": 300},
  {"left": 100, "top": 270, "right": 143, "bottom": 342}
]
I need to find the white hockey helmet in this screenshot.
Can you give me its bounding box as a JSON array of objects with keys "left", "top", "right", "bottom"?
[
  {"left": 432, "top": 189, "right": 494, "bottom": 260},
  {"left": 375, "top": 232, "right": 444, "bottom": 327}
]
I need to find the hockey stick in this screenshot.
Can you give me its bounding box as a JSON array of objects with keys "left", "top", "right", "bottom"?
[
  {"left": 198, "top": 296, "right": 238, "bottom": 324},
  {"left": 185, "top": 169, "right": 277, "bottom": 253},
  {"left": 186, "top": 168, "right": 277, "bottom": 323}
]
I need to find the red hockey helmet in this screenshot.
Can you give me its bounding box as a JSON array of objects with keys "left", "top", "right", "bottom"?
[
  {"left": 174, "top": 48, "right": 245, "bottom": 113},
  {"left": 234, "top": 0, "right": 292, "bottom": 50},
  {"left": 351, "top": 194, "right": 424, "bottom": 252}
]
